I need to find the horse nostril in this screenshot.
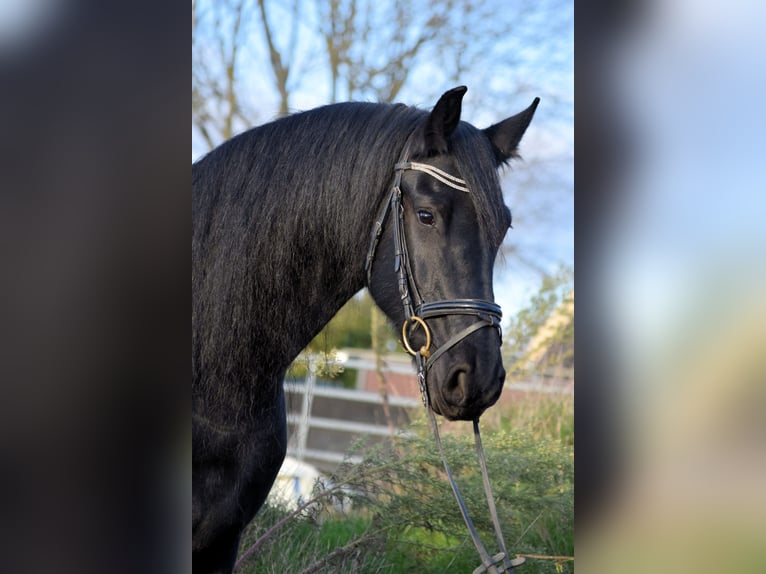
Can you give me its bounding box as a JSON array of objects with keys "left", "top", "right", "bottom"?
[{"left": 445, "top": 365, "right": 471, "bottom": 406}]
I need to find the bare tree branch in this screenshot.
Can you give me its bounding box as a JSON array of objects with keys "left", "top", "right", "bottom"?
[{"left": 256, "top": 0, "right": 293, "bottom": 115}]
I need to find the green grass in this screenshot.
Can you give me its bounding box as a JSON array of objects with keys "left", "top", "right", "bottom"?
[
  {"left": 238, "top": 394, "right": 574, "bottom": 573},
  {"left": 492, "top": 393, "right": 574, "bottom": 447}
]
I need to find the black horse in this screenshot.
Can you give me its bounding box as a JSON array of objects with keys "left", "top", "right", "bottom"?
[{"left": 192, "top": 86, "right": 538, "bottom": 573}]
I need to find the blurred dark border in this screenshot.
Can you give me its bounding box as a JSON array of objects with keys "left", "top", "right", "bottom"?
[
  {"left": 573, "top": 0, "right": 640, "bottom": 529},
  {"left": 573, "top": 2, "right": 766, "bottom": 570},
  {"left": 0, "top": 2, "right": 189, "bottom": 573}
]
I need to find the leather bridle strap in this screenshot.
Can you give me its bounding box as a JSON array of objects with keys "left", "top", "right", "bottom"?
[
  {"left": 425, "top": 404, "right": 496, "bottom": 568},
  {"left": 416, "top": 299, "right": 503, "bottom": 370},
  {"left": 391, "top": 180, "right": 419, "bottom": 319},
  {"left": 422, "top": 404, "right": 525, "bottom": 574},
  {"left": 474, "top": 418, "right": 516, "bottom": 572},
  {"left": 425, "top": 319, "right": 495, "bottom": 369},
  {"left": 365, "top": 187, "right": 394, "bottom": 285},
  {"left": 418, "top": 299, "right": 503, "bottom": 317}
]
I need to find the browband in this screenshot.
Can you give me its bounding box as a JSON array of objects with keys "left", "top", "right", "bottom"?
[{"left": 394, "top": 161, "right": 470, "bottom": 192}]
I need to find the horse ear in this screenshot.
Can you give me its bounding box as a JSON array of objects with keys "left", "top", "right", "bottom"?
[
  {"left": 483, "top": 97, "right": 540, "bottom": 165},
  {"left": 421, "top": 86, "right": 468, "bottom": 155}
]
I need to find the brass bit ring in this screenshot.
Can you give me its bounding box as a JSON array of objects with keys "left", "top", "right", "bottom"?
[{"left": 401, "top": 316, "right": 432, "bottom": 359}]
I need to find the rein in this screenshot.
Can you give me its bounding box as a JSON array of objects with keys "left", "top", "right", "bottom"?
[{"left": 365, "top": 154, "right": 523, "bottom": 573}]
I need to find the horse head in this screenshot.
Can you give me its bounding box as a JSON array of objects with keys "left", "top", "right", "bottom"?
[{"left": 367, "top": 86, "right": 538, "bottom": 421}]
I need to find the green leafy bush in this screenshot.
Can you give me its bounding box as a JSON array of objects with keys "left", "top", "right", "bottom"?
[{"left": 238, "top": 414, "right": 573, "bottom": 574}]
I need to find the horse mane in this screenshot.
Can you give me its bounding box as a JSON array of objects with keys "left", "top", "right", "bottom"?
[{"left": 192, "top": 100, "right": 510, "bottom": 422}]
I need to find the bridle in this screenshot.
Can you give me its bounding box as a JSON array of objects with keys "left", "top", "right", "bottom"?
[
  {"left": 364, "top": 159, "right": 503, "bottom": 374},
  {"left": 364, "top": 149, "right": 524, "bottom": 573}
]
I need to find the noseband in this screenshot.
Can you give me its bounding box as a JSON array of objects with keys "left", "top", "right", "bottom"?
[{"left": 364, "top": 152, "right": 523, "bottom": 573}]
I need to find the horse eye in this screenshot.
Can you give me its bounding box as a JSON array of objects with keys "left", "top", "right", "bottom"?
[{"left": 417, "top": 210, "right": 434, "bottom": 226}]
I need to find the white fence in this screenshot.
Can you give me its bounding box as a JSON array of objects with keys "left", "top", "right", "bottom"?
[
  {"left": 283, "top": 352, "right": 572, "bottom": 471},
  {"left": 284, "top": 374, "right": 420, "bottom": 469}
]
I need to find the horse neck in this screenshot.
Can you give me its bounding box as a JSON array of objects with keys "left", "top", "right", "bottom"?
[{"left": 254, "top": 209, "right": 369, "bottom": 363}]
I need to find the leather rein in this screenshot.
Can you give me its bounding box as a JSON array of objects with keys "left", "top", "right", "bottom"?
[{"left": 364, "top": 152, "right": 524, "bottom": 573}]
